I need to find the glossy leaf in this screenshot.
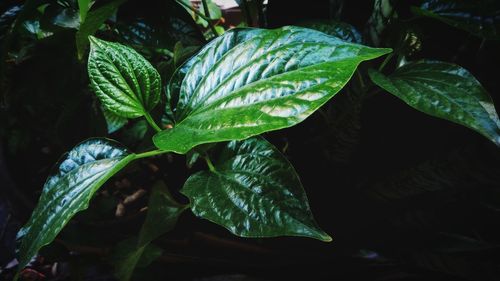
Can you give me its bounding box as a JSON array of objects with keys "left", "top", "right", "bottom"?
[
  {"left": 154, "top": 26, "right": 391, "bottom": 153},
  {"left": 88, "top": 36, "right": 161, "bottom": 118},
  {"left": 298, "top": 20, "right": 362, "bottom": 43},
  {"left": 76, "top": 0, "right": 127, "bottom": 59},
  {"left": 368, "top": 61, "right": 500, "bottom": 146},
  {"left": 181, "top": 136, "right": 332, "bottom": 241},
  {"left": 17, "top": 139, "right": 136, "bottom": 272},
  {"left": 412, "top": 0, "right": 500, "bottom": 40}
]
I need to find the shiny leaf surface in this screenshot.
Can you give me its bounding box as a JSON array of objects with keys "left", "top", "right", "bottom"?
[
  {"left": 154, "top": 26, "right": 391, "bottom": 153},
  {"left": 17, "top": 139, "right": 135, "bottom": 271},
  {"left": 368, "top": 61, "right": 500, "bottom": 146},
  {"left": 298, "top": 20, "right": 362, "bottom": 43},
  {"left": 181, "top": 137, "right": 332, "bottom": 241},
  {"left": 88, "top": 36, "right": 161, "bottom": 118},
  {"left": 412, "top": 0, "right": 500, "bottom": 40}
]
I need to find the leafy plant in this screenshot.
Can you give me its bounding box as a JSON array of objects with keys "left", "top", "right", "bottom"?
[{"left": 3, "top": 1, "right": 500, "bottom": 280}]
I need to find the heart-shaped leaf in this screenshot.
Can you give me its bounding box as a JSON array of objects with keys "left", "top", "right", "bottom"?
[
  {"left": 368, "top": 61, "right": 500, "bottom": 146},
  {"left": 88, "top": 36, "right": 161, "bottom": 118},
  {"left": 17, "top": 139, "right": 135, "bottom": 272},
  {"left": 181, "top": 136, "right": 332, "bottom": 241},
  {"left": 153, "top": 26, "right": 391, "bottom": 154}
]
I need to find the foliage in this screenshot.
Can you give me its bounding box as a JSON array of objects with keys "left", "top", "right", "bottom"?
[{"left": 1, "top": 0, "right": 500, "bottom": 280}]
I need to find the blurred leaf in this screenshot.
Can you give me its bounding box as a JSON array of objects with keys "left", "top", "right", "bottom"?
[
  {"left": 298, "top": 20, "right": 362, "bottom": 43},
  {"left": 77, "top": 0, "right": 92, "bottom": 22},
  {"left": 113, "top": 181, "right": 186, "bottom": 281},
  {"left": 112, "top": 238, "right": 163, "bottom": 281},
  {"left": 412, "top": 0, "right": 500, "bottom": 40},
  {"left": 138, "top": 181, "right": 187, "bottom": 246},
  {"left": 76, "top": 0, "right": 127, "bottom": 60}
]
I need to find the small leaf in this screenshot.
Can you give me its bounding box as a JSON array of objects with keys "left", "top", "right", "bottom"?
[
  {"left": 412, "top": 0, "right": 500, "bottom": 40},
  {"left": 77, "top": 0, "right": 92, "bottom": 22},
  {"left": 113, "top": 181, "right": 186, "bottom": 281},
  {"left": 298, "top": 20, "right": 362, "bottom": 43},
  {"left": 76, "top": 0, "right": 127, "bottom": 59},
  {"left": 112, "top": 238, "right": 163, "bottom": 281},
  {"left": 138, "top": 181, "right": 187, "bottom": 247},
  {"left": 16, "top": 139, "right": 136, "bottom": 272},
  {"left": 88, "top": 36, "right": 161, "bottom": 118},
  {"left": 368, "top": 61, "right": 500, "bottom": 146},
  {"left": 154, "top": 26, "right": 391, "bottom": 153},
  {"left": 181, "top": 136, "right": 332, "bottom": 241}
]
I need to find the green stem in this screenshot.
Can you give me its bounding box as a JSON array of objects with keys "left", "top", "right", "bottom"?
[
  {"left": 144, "top": 112, "right": 162, "bottom": 132},
  {"left": 135, "top": 149, "right": 168, "bottom": 159},
  {"left": 378, "top": 53, "right": 394, "bottom": 72},
  {"left": 204, "top": 155, "right": 216, "bottom": 172}
]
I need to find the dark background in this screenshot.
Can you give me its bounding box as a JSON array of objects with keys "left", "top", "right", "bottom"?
[{"left": 1, "top": 0, "right": 500, "bottom": 280}]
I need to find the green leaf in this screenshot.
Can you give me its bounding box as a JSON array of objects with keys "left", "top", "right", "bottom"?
[
  {"left": 77, "top": 0, "right": 92, "bottom": 22},
  {"left": 368, "top": 61, "right": 500, "bottom": 146},
  {"left": 76, "top": 0, "right": 127, "bottom": 60},
  {"left": 102, "top": 107, "right": 128, "bottom": 134},
  {"left": 181, "top": 136, "right": 332, "bottom": 241},
  {"left": 153, "top": 26, "right": 391, "bottom": 153},
  {"left": 113, "top": 181, "right": 186, "bottom": 281},
  {"left": 138, "top": 181, "right": 187, "bottom": 247},
  {"left": 297, "top": 20, "right": 362, "bottom": 43},
  {"left": 412, "top": 0, "right": 500, "bottom": 40},
  {"left": 88, "top": 36, "right": 161, "bottom": 118},
  {"left": 112, "top": 238, "right": 163, "bottom": 281},
  {"left": 16, "top": 138, "right": 136, "bottom": 272}
]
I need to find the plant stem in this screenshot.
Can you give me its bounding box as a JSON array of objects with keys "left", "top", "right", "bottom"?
[
  {"left": 144, "top": 112, "right": 162, "bottom": 132},
  {"left": 176, "top": 0, "right": 219, "bottom": 36},
  {"left": 378, "top": 53, "right": 394, "bottom": 71},
  {"left": 135, "top": 149, "right": 168, "bottom": 159},
  {"left": 204, "top": 155, "right": 216, "bottom": 172}
]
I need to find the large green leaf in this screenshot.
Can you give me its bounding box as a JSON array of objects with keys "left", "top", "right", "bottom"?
[
  {"left": 88, "top": 36, "right": 161, "bottom": 118},
  {"left": 412, "top": 0, "right": 500, "bottom": 40},
  {"left": 181, "top": 136, "right": 332, "bottom": 241},
  {"left": 297, "top": 20, "right": 362, "bottom": 43},
  {"left": 113, "top": 181, "right": 187, "bottom": 281},
  {"left": 76, "top": 0, "right": 127, "bottom": 59},
  {"left": 368, "top": 61, "right": 500, "bottom": 146},
  {"left": 16, "top": 138, "right": 135, "bottom": 272},
  {"left": 153, "top": 26, "right": 391, "bottom": 153}
]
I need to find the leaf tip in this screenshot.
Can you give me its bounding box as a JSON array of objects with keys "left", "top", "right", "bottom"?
[{"left": 319, "top": 232, "right": 333, "bottom": 242}]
